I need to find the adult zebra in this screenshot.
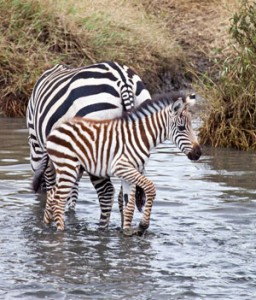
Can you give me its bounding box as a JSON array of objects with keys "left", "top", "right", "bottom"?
[
  {"left": 27, "top": 61, "right": 151, "bottom": 228},
  {"left": 32, "top": 91, "right": 201, "bottom": 234}
]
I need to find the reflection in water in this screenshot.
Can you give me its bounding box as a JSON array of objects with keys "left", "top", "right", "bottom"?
[
  {"left": 21, "top": 195, "right": 157, "bottom": 299},
  {"left": 202, "top": 146, "right": 256, "bottom": 189},
  {"left": 0, "top": 117, "right": 256, "bottom": 299}
]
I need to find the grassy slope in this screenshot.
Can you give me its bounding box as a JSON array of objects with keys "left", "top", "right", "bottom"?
[
  {"left": 0, "top": 0, "right": 184, "bottom": 116},
  {"left": 146, "top": 0, "right": 256, "bottom": 151},
  {"left": 197, "top": 1, "right": 256, "bottom": 150},
  {"left": 2, "top": 0, "right": 250, "bottom": 151},
  {"left": 142, "top": 0, "right": 241, "bottom": 75}
]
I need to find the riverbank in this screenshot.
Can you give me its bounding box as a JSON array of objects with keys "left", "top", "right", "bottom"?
[{"left": 0, "top": 0, "right": 240, "bottom": 117}]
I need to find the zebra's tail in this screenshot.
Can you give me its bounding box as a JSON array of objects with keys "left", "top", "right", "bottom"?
[
  {"left": 32, "top": 152, "right": 49, "bottom": 193},
  {"left": 135, "top": 186, "right": 146, "bottom": 212}
]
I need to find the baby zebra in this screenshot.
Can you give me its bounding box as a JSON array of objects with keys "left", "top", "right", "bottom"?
[{"left": 32, "top": 91, "right": 201, "bottom": 235}]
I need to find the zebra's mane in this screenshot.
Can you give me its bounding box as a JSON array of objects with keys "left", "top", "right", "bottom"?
[
  {"left": 123, "top": 91, "right": 187, "bottom": 122},
  {"left": 71, "top": 91, "right": 187, "bottom": 125}
]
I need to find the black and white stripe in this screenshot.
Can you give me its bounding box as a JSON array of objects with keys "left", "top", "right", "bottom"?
[
  {"left": 27, "top": 61, "right": 151, "bottom": 223},
  {"left": 32, "top": 92, "right": 201, "bottom": 233}
]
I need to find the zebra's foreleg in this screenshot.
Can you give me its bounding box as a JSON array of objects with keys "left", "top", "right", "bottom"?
[{"left": 89, "top": 175, "right": 115, "bottom": 230}]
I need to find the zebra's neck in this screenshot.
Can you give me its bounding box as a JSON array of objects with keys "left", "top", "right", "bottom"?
[{"left": 122, "top": 104, "right": 170, "bottom": 153}]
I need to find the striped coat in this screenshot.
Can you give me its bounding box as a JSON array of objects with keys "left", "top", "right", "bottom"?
[
  {"left": 33, "top": 91, "right": 201, "bottom": 234},
  {"left": 27, "top": 61, "right": 151, "bottom": 227}
]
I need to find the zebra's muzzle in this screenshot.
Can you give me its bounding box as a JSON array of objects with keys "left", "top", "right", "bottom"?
[{"left": 187, "top": 143, "right": 202, "bottom": 161}]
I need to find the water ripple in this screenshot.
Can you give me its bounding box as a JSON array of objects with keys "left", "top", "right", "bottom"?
[{"left": 0, "top": 118, "right": 256, "bottom": 299}]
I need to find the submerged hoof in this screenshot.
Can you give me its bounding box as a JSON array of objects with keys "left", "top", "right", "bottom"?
[
  {"left": 66, "top": 205, "right": 76, "bottom": 213},
  {"left": 138, "top": 222, "right": 149, "bottom": 236},
  {"left": 65, "top": 209, "right": 76, "bottom": 217},
  {"left": 123, "top": 227, "right": 136, "bottom": 237},
  {"left": 56, "top": 226, "right": 65, "bottom": 231},
  {"left": 98, "top": 226, "right": 108, "bottom": 232},
  {"left": 137, "top": 228, "right": 147, "bottom": 237},
  {"left": 55, "top": 221, "right": 65, "bottom": 231},
  {"left": 123, "top": 227, "right": 145, "bottom": 237}
]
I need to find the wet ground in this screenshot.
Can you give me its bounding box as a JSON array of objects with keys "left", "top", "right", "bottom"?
[{"left": 0, "top": 117, "right": 256, "bottom": 300}]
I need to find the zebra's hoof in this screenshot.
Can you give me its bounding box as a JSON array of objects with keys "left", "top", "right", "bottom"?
[
  {"left": 123, "top": 227, "right": 143, "bottom": 236},
  {"left": 56, "top": 227, "right": 65, "bottom": 231},
  {"left": 65, "top": 209, "right": 76, "bottom": 216},
  {"left": 56, "top": 223, "right": 65, "bottom": 231},
  {"left": 138, "top": 222, "right": 149, "bottom": 236},
  {"left": 123, "top": 227, "right": 135, "bottom": 237},
  {"left": 98, "top": 226, "right": 108, "bottom": 232},
  {"left": 137, "top": 228, "right": 147, "bottom": 237},
  {"left": 67, "top": 205, "right": 76, "bottom": 213}
]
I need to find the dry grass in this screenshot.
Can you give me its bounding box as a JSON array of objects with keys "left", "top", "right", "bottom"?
[
  {"left": 0, "top": 0, "right": 185, "bottom": 116},
  {"left": 2, "top": 0, "right": 254, "bottom": 153},
  {"left": 142, "top": 0, "right": 241, "bottom": 75},
  {"left": 197, "top": 0, "right": 256, "bottom": 150},
  {"left": 144, "top": 0, "right": 256, "bottom": 150},
  {"left": 0, "top": 0, "right": 90, "bottom": 116}
]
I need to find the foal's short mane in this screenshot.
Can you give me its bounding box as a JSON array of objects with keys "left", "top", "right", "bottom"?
[
  {"left": 122, "top": 91, "right": 187, "bottom": 122},
  {"left": 72, "top": 91, "right": 186, "bottom": 125}
]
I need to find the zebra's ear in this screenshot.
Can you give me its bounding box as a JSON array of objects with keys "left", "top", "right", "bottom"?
[
  {"left": 185, "top": 93, "right": 196, "bottom": 107},
  {"left": 171, "top": 97, "right": 184, "bottom": 113}
]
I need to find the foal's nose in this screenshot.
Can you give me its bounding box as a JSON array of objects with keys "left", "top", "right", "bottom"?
[{"left": 187, "top": 143, "right": 202, "bottom": 161}]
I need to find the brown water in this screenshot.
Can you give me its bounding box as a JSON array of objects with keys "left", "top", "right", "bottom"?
[{"left": 0, "top": 117, "right": 256, "bottom": 300}]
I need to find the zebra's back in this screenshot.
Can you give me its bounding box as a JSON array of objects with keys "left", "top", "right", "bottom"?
[
  {"left": 27, "top": 61, "right": 151, "bottom": 218},
  {"left": 27, "top": 61, "right": 151, "bottom": 152},
  {"left": 46, "top": 117, "right": 123, "bottom": 178},
  {"left": 39, "top": 91, "right": 201, "bottom": 232}
]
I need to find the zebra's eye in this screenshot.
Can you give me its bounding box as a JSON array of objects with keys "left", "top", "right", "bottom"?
[{"left": 178, "top": 125, "right": 186, "bottom": 131}]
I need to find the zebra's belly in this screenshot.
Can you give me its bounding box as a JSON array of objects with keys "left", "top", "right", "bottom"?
[{"left": 83, "top": 159, "right": 113, "bottom": 178}]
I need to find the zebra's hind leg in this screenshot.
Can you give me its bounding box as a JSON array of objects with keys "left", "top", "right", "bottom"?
[
  {"left": 43, "top": 164, "right": 56, "bottom": 226},
  {"left": 89, "top": 175, "right": 115, "bottom": 230},
  {"left": 121, "top": 181, "right": 136, "bottom": 236},
  {"left": 43, "top": 186, "right": 66, "bottom": 229},
  {"left": 43, "top": 189, "right": 54, "bottom": 225},
  {"left": 114, "top": 163, "right": 156, "bottom": 236},
  {"left": 136, "top": 177, "right": 156, "bottom": 235},
  {"left": 66, "top": 166, "right": 84, "bottom": 211},
  {"left": 118, "top": 186, "right": 124, "bottom": 228},
  {"left": 118, "top": 185, "right": 146, "bottom": 229},
  {"left": 44, "top": 163, "right": 56, "bottom": 192},
  {"left": 50, "top": 167, "right": 79, "bottom": 230},
  {"left": 51, "top": 184, "right": 74, "bottom": 231},
  {"left": 52, "top": 191, "right": 66, "bottom": 231}
]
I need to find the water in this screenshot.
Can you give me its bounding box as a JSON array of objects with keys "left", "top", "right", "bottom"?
[{"left": 0, "top": 117, "right": 256, "bottom": 300}]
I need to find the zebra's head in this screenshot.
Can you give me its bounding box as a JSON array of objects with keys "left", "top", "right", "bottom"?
[{"left": 169, "top": 94, "right": 201, "bottom": 161}]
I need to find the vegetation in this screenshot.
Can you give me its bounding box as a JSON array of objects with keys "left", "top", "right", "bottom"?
[
  {"left": 198, "top": 0, "right": 256, "bottom": 150},
  {"left": 0, "top": 0, "right": 185, "bottom": 116},
  {"left": 2, "top": 0, "right": 255, "bottom": 151}
]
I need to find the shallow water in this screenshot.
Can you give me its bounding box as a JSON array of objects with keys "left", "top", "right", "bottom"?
[{"left": 0, "top": 117, "right": 256, "bottom": 300}]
